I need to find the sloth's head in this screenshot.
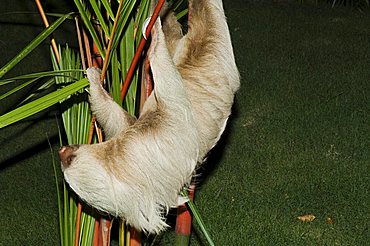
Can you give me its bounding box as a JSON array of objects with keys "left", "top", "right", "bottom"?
[
  {"left": 58, "top": 145, "right": 120, "bottom": 215},
  {"left": 59, "top": 145, "right": 79, "bottom": 171}
]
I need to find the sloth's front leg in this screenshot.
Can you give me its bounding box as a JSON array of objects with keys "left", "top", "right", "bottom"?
[{"left": 87, "top": 67, "right": 136, "bottom": 139}]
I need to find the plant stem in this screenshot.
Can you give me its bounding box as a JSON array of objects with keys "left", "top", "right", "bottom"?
[
  {"left": 180, "top": 190, "right": 215, "bottom": 246},
  {"left": 120, "top": 0, "right": 166, "bottom": 101},
  {"left": 175, "top": 184, "right": 195, "bottom": 246},
  {"left": 35, "top": 0, "right": 60, "bottom": 63},
  {"left": 100, "top": 0, "right": 126, "bottom": 83},
  {"left": 74, "top": 202, "right": 82, "bottom": 246}
]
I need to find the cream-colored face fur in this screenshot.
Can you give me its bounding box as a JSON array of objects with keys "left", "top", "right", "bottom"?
[{"left": 59, "top": 0, "right": 240, "bottom": 234}]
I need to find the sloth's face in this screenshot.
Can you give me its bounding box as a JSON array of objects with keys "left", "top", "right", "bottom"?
[
  {"left": 59, "top": 145, "right": 79, "bottom": 172},
  {"left": 58, "top": 145, "right": 119, "bottom": 215}
]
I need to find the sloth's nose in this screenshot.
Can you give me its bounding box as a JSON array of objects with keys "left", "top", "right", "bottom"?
[{"left": 59, "top": 145, "right": 79, "bottom": 170}]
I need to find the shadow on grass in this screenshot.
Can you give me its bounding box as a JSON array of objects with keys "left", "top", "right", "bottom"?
[
  {"left": 0, "top": 133, "right": 60, "bottom": 171},
  {"left": 195, "top": 99, "right": 241, "bottom": 187},
  {"left": 0, "top": 112, "right": 61, "bottom": 171}
]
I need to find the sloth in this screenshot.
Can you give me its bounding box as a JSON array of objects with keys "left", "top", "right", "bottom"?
[{"left": 59, "top": 0, "right": 240, "bottom": 234}]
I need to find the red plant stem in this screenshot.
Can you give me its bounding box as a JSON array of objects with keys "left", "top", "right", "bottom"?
[
  {"left": 74, "top": 202, "right": 83, "bottom": 246},
  {"left": 145, "top": 56, "right": 153, "bottom": 97},
  {"left": 120, "top": 0, "right": 165, "bottom": 101},
  {"left": 175, "top": 184, "right": 196, "bottom": 243},
  {"left": 139, "top": 72, "right": 146, "bottom": 112},
  {"left": 93, "top": 43, "right": 103, "bottom": 69},
  {"left": 87, "top": 115, "right": 96, "bottom": 145},
  {"left": 93, "top": 219, "right": 100, "bottom": 246},
  {"left": 83, "top": 28, "right": 93, "bottom": 68},
  {"left": 98, "top": 221, "right": 103, "bottom": 246},
  {"left": 129, "top": 227, "right": 141, "bottom": 246}
]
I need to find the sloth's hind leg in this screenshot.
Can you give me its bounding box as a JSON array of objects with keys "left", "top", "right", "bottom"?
[{"left": 87, "top": 67, "right": 136, "bottom": 139}]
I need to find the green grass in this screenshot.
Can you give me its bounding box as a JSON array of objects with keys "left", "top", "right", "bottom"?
[
  {"left": 188, "top": 2, "right": 370, "bottom": 245},
  {"left": 1, "top": 1, "right": 370, "bottom": 245}
]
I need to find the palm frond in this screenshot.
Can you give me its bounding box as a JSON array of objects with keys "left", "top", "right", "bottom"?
[
  {"left": 0, "top": 12, "right": 73, "bottom": 79},
  {"left": 0, "top": 78, "right": 88, "bottom": 129},
  {"left": 74, "top": 0, "right": 105, "bottom": 59},
  {"left": 0, "top": 70, "right": 83, "bottom": 85},
  {"left": 0, "top": 78, "right": 39, "bottom": 101},
  {"left": 89, "top": 0, "right": 110, "bottom": 37},
  {"left": 100, "top": 0, "right": 115, "bottom": 21}
]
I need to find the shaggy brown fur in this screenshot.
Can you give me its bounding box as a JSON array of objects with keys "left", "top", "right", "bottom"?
[{"left": 59, "top": 0, "right": 239, "bottom": 234}]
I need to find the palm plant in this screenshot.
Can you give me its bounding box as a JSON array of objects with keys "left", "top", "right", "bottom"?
[{"left": 0, "top": 0, "right": 213, "bottom": 245}]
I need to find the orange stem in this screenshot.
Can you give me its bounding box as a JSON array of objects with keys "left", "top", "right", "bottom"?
[
  {"left": 75, "top": 16, "right": 87, "bottom": 71},
  {"left": 83, "top": 28, "right": 93, "bottom": 68},
  {"left": 93, "top": 43, "right": 103, "bottom": 69},
  {"left": 93, "top": 219, "right": 100, "bottom": 246},
  {"left": 34, "top": 0, "right": 60, "bottom": 63},
  {"left": 145, "top": 56, "right": 153, "bottom": 97},
  {"left": 100, "top": 0, "right": 126, "bottom": 83},
  {"left": 74, "top": 202, "right": 83, "bottom": 246},
  {"left": 129, "top": 227, "right": 141, "bottom": 246}
]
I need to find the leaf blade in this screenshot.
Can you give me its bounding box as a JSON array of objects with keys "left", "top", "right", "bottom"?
[
  {"left": 0, "top": 12, "right": 73, "bottom": 79},
  {"left": 0, "top": 69, "right": 83, "bottom": 85},
  {"left": 0, "top": 78, "right": 89, "bottom": 128}
]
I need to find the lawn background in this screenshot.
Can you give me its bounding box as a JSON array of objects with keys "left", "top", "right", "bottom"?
[{"left": 0, "top": 0, "right": 369, "bottom": 245}]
